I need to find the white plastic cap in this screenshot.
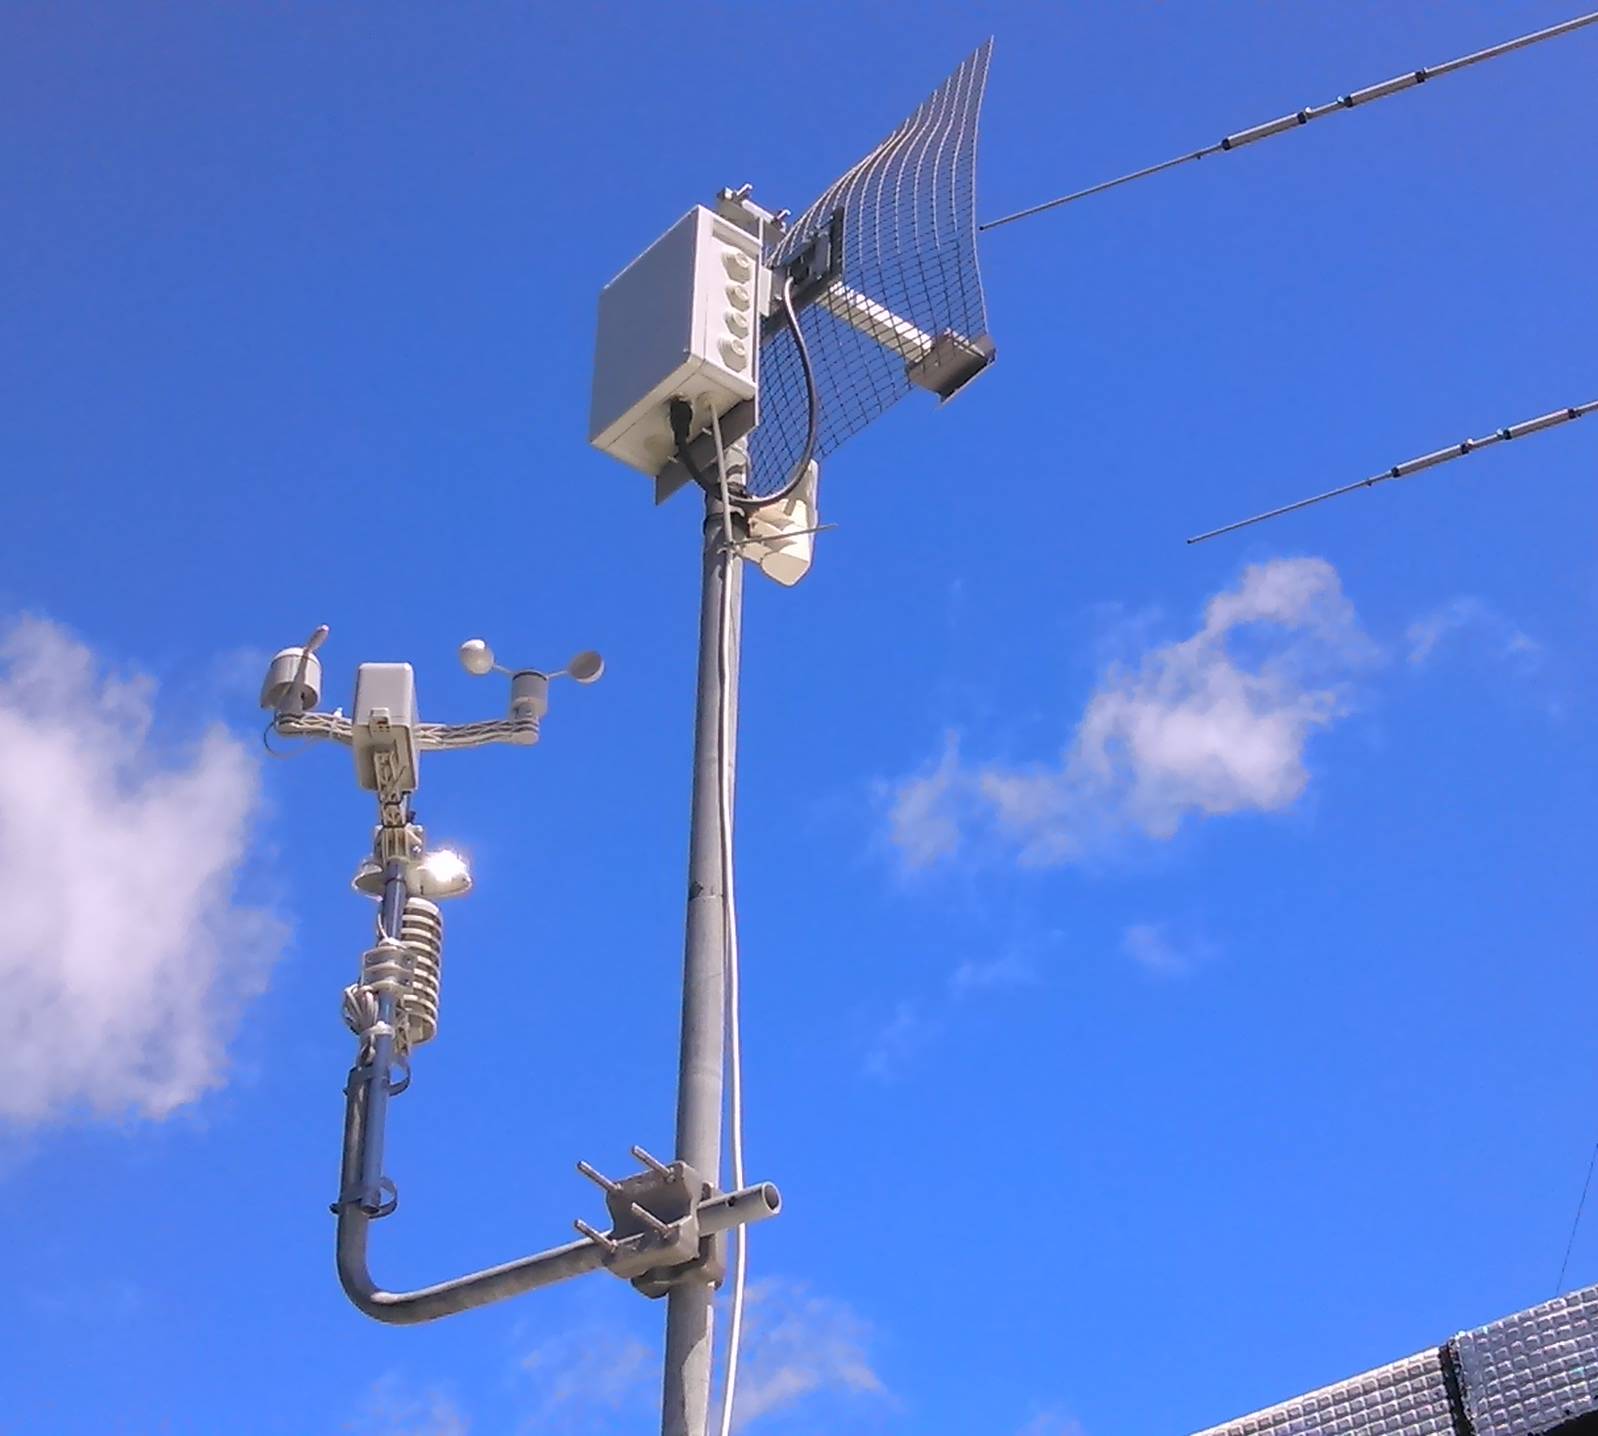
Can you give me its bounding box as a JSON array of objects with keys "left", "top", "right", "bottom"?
[{"left": 459, "top": 638, "right": 496, "bottom": 676}]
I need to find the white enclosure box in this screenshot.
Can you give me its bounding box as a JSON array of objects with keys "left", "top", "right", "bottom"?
[
  {"left": 588, "top": 206, "right": 763, "bottom": 476},
  {"left": 352, "top": 662, "right": 419, "bottom": 794}
]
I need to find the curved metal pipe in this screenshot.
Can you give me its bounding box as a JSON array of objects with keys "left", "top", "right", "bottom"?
[
  {"left": 334, "top": 1070, "right": 604, "bottom": 1323},
  {"left": 333, "top": 1071, "right": 782, "bottom": 1325}
]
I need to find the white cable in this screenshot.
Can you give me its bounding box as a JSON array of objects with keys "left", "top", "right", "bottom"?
[{"left": 710, "top": 400, "right": 748, "bottom": 1436}]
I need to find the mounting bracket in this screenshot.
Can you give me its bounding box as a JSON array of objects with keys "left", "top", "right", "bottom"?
[{"left": 575, "top": 1146, "right": 752, "bottom": 1296}]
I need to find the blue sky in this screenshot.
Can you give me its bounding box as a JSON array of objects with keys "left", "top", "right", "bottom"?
[{"left": 1, "top": 4, "right": 1595, "bottom": 1434}]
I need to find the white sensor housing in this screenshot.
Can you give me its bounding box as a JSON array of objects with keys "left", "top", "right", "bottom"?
[
  {"left": 260, "top": 646, "right": 323, "bottom": 714},
  {"left": 744, "top": 462, "right": 820, "bottom": 586},
  {"left": 352, "top": 662, "right": 419, "bottom": 794},
  {"left": 588, "top": 206, "right": 764, "bottom": 476}
]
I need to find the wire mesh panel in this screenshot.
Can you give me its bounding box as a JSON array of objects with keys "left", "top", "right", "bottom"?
[{"left": 750, "top": 39, "right": 994, "bottom": 498}]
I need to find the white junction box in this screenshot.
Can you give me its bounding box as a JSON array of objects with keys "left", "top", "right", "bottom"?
[
  {"left": 352, "top": 662, "right": 419, "bottom": 794},
  {"left": 588, "top": 205, "right": 764, "bottom": 477}
]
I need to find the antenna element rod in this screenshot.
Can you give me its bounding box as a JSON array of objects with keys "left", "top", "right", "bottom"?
[
  {"left": 1187, "top": 400, "right": 1596, "bottom": 544},
  {"left": 981, "top": 11, "right": 1598, "bottom": 231}
]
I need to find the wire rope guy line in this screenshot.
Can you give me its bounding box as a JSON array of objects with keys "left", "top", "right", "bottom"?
[{"left": 1556, "top": 1135, "right": 1598, "bottom": 1296}]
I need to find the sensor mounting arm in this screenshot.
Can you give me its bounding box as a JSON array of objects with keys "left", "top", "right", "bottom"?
[{"left": 334, "top": 1075, "right": 781, "bottom": 1325}]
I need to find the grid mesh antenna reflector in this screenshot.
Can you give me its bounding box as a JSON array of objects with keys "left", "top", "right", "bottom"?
[{"left": 750, "top": 40, "right": 995, "bottom": 498}]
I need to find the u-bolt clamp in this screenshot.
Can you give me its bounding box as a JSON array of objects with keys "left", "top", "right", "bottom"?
[{"left": 575, "top": 1146, "right": 780, "bottom": 1298}]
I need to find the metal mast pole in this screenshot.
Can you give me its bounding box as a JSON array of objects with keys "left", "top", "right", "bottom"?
[{"left": 663, "top": 493, "right": 742, "bottom": 1436}]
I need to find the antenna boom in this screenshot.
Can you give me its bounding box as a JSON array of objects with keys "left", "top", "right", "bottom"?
[
  {"left": 982, "top": 11, "right": 1598, "bottom": 231},
  {"left": 1187, "top": 399, "right": 1596, "bottom": 544}
]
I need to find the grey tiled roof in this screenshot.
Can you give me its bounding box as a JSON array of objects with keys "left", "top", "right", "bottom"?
[
  {"left": 1193, "top": 1285, "right": 1598, "bottom": 1436},
  {"left": 1457, "top": 1286, "right": 1598, "bottom": 1435},
  {"left": 1190, "top": 1349, "right": 1456, "bottom": 1436}
]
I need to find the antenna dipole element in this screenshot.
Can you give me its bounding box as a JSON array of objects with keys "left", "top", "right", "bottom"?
[
  {"left": 981, "top": 10, "right": 1598, "bottom": 231},
  {"left": 1188, "top": 399, "right": 1596, "bottom": 544}
]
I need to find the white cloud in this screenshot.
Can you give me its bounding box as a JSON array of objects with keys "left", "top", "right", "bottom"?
[
  {"left": 864, "top": 999, "right": 940, "bottom": 1082},
  {"left": 948, "top": 950, "right": 1036, "bottom": 997},
  {"left": 1406, "top": 596, "right": 1539, "bottom": 668},
  {"left": 0, "top": 616, "right": 286, "bottom": 1126},
  {"left": 517, "top": 1327, "right": 654, "bottom": 1431},
  {"left": 729, "top": 1280, "right": 888, "bottom": 1431},
  {"left": 888, "top": 559, "right": 1371, "bottom": 868},
  {"left": 884, "top": 734, "right": 964, "bottom": 866},
  {"left": 1121, "top": 922, "right": 1212, "bottom": 978},
  {"left": 868, "top": 946, "right": 1042, "bottom": 1079},
  {"left": 344, "top": 1375, "right": 469, "bottom": 1436},
  {"left": 1016, "top": 1410, "right": 1087, "bottom": 1436}
]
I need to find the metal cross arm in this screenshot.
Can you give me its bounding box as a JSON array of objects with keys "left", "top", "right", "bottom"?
[{"left": 275, "top": 706, "right": 544, "bottom": 751}]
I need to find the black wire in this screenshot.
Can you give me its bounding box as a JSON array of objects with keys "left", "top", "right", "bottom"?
[
  {"left": 730, "top": 275, "right": 819, "bottom": 512},
  {"left": 671, "top": 275, "right": 820, "bottom": 512},
  {"left": 1556, "top": 1133, "right": 1598, "bottom": 1295},
  {"left": 669, "top": 398, "right": 712, "bottom": 491},
  {"left": 262, "top": 715, "right": 302, "bottom": 759}
]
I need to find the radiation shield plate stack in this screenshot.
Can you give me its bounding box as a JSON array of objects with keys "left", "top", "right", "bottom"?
[{"left": 748, "top": 39, "right": 996, "bottom": 500}]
